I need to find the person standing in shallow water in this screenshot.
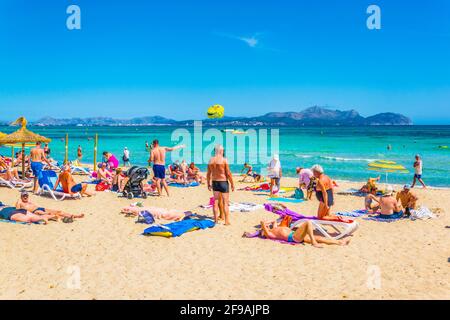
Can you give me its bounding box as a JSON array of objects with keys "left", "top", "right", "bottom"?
[
  {"left": 411, "top": 154, "right": 426, "bottom": 189},
  {"left": 77, "top": 145, "right": 82, "bottom": 161},
  {"left": 207, "top": 145, "right": 234, "bottom": 225}
]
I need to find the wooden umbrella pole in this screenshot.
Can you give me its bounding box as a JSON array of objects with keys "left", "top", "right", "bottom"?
[
  {"left": 93, "top": 133, "right": 98, "bottom": 169},
  {"left": 65, "top": 133, "right": 69, "bottom": 164},
  {"left": 21, "top": 143, "right": 25, "bottom": 179}
]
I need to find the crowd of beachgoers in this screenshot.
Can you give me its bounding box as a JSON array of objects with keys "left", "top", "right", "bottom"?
[{"left": 0, "top": 138, "right": 434, "bottom": 247}]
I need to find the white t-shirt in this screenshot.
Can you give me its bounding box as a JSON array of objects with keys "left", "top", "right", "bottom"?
[
  {"left": 268, "top": 159, "right": 281, "bottom": 178},
  {"left": 414, "top": 160, "right": 422, "bottom": 175},
  {"left": 298, "top": 168, "right": 313, "bottom": 186},
  {"left": 123, "top": 150, "right": 130, "bottom": 160}
]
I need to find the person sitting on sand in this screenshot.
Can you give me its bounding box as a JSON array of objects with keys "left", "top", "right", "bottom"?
[
  {"left": 312, "top": 164, "right": 335, "bottom": 219},
  {"left": 15, "top": 191, "right": 84, "bottom": 221},
  {"left": 365, "top": 187, "right": 380, "bottom": 213},
  {"left": 260, "top": 219, "right": 351, "bottom": 248},
  {"left": 112, "top": 168, "right": 129, "bottom": 192},
  {"left": 241, "top": 163, "right": 262, "bottom": 182},
  {"left": 360, "top": 176, "right": 381, "bottom": 193},
  {"left": 378, "top": 185, "right": 404, "bottom": 218},
  {"left": 54, "top": 165, "right": 94, "bottom": 197},
  {"left": 0, "top": 201, "right": 55, "bottom": 224},
  {"left": 187, "top": 162, "right": 205, "bottom": 184},
  {"left": 396, "top": 184, "right": 418, "bottom": 217},
  {"left": 97, "top": 163, "right": 112, "bottom": 184}
]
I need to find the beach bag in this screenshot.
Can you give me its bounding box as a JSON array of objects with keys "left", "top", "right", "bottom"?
[
  {"left": 294, "top": 188, "right": 304, "bottom": 199},
  {"left": 410, "top": 206, "right": 435, "bottom": 220},
  {"left": 95, "top": 181, "right": 111, "bottom": 192}
]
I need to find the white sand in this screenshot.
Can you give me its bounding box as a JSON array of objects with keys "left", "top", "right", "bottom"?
[{"left": 0, "top": 177, "right": 449, "bottom": 300}]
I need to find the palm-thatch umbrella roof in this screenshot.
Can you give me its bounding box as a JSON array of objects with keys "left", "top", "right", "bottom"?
[
  {"left": 0, "top": 117, "right": 51, "bottom": 178},
  {"left": 0, "top": 117, "right": 51, "bottom": 145}
]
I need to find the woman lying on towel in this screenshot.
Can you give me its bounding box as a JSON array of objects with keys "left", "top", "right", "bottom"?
[
  {"left": 15, "top": 191, "right": 84, "bottom": 222},
  {"left": 121, "top": 205, "right": 189, "bottom": 221},
  {"left": 260, "top": 218, "right": 351, "bottom": 248},
  {"left": 0, "top": 202, "right": 56, "bottom": 224}
]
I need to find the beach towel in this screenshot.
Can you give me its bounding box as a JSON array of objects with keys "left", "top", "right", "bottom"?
[
  {"left": 336, "top": 209, "right": 369, "bottom": 218},
  {"left": 267, "top": 197, "right": 304, "bottom": 204},
  {"left": 410, "top": 206, "right": 436, "bottom": 220},
  {"left": 168, "top": 181, "right": 200, "bottom": 188},
  {"left": 363, "top": 212, "right": 405, "bottom": 222},
  {"left": 336, "top": 188, "right": 367, "bottom": 197},
  {"left": 264, "top": 203, "right": 353, "bottom": 223},
  {"left": 143, "top": 218, "right": 215, "bottom": 238},
  {"left": 229, "top": 202, "right": 263, "bottom": 212}
]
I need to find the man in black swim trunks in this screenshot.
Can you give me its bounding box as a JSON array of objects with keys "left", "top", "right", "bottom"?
[
  {"left": 207, "top": 145, "right": 234, "bottom": 225},
  {"left": 15, "top": 191, "right": 84, "bottom": 220},
  {"left": 0, "top": 201, "right": 54, "bottom": 224}
]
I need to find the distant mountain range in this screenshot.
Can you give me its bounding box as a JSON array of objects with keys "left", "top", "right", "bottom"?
[{"left": 13, "top": 106, "right": 412, "bottom": 126}]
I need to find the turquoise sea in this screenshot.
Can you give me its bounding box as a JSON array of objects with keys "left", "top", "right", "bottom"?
[{"left": 1, "top": 125, "right": 449, "bottom": 187}]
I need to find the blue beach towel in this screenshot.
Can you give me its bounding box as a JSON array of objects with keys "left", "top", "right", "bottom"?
[
  {"left": 364, "top": 211, "right": 405, "bottom": 222},
  {"left": 143, "top": 218, "right": 215, "bottom": 237},
  {"left": 267, "top": 197, "right": 304, "bottom": 204},
  {"left": 168, "top": 182, "right": 200, "bottom": 188},
  {"left": 336, "top": 209, "right": 369, "bottom": 218}
]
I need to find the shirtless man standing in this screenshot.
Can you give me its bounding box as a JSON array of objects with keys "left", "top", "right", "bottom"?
[
  {"left": 206, "top": 145, "right": 234, "bottom": 225},
  {"left": 260, "top": 219, "right": 350, "bottom": 247},
  {"left": 30, "top": 142, "right": 52, "bottom": 193},
  {"left": 149, "top": 139, "right": 185, "bottom": 196},
  {"left": 16, "top": 191, "right": 84, "bottom": 221}
]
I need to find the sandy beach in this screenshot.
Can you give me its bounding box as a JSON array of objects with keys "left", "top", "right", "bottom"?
[{"left": 0, "top": 177, "right": 449, "bottom": 300}]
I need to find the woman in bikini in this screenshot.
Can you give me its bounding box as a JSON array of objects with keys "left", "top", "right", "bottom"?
[
  {"left": 312, "top": 164, "right": 335, "bottom": 219},
  {"left": 260, "top": 219, "right": 350, "bottom": 247},
  {"left": 206, "top": 145, "right": 234, "bottom": 225}
]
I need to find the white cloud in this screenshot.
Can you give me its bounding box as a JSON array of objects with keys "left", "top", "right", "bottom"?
[{"left": 214, "top": 32, "right": 261, "bottom": 48}]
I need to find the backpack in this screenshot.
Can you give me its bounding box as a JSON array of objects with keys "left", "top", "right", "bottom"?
[{"left": 294, "top": 188, "right": 304, "bottom": 199}]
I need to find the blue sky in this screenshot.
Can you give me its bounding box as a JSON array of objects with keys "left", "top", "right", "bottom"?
[{"left": 0, "top": 0, "right": 449, "bottom": 124}]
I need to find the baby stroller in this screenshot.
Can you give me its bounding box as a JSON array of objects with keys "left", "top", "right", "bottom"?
[{"left": 122, "top": 166, "right": 149, "bottom": 199}]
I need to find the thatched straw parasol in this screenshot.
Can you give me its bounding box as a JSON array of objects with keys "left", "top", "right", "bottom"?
[{"left": 0, "top": 117, "right": 51, "bottom": 178}]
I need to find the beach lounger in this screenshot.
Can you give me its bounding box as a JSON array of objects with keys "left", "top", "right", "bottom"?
[
  {"left": 0, "top": 177, "right": 33, "bottom": 190},
  {"left": 71, "top": 165, "right": 92, "bottom": 176},
  {"left": 37, "top": 170, "right": 81, "bottom": 201},
  {"left": 291, "top": 218, "right": 359, "bottom": 240},
  {"left": 264, "top": 203, "right": 358, "bottom": 240}
]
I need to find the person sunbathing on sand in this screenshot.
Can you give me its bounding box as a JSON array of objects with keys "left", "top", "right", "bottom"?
[
  {"left": 0, "top": 202, "right": 56, "bottom": 224},
  {"left": 260, "top": 219, "right": 350, "bottom": 248},
  {"left": 15, "top": 191, "right": 84, "bottom": 221},
  {"left": 121, "top": 205, "right": 188, "bottom": 221}
]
